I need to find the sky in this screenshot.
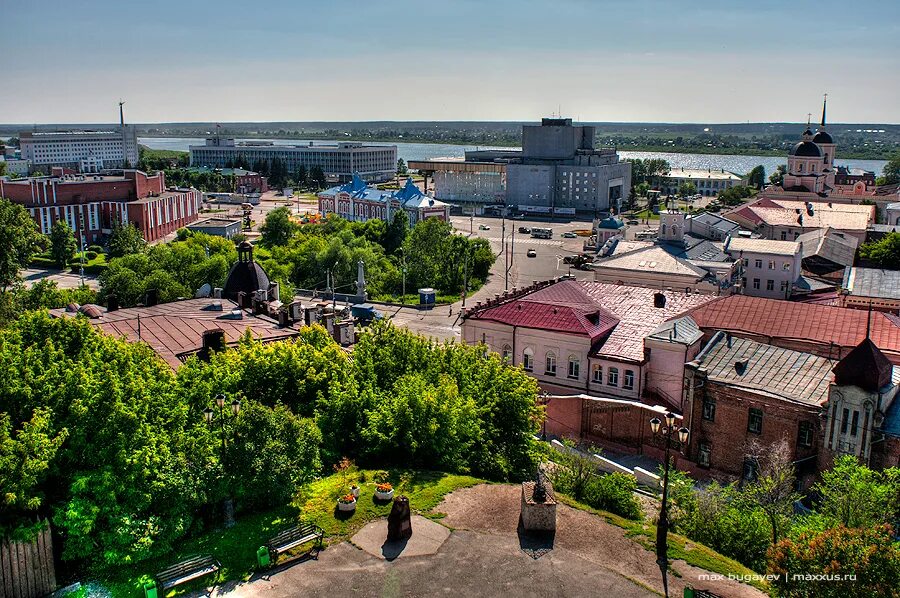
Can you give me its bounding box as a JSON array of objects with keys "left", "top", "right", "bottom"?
[{"left": 3, "top": 0, "right": 899, "bottom": 124}]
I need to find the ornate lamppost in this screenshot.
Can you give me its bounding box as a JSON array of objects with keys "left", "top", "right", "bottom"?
[
  {"left": 649, "top": 412, "right": 689, "bottom": 598},
  {"left": 203, "top": 393, "right": 241, "bottom": 527}
]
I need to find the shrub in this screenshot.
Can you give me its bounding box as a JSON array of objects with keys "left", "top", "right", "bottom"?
[
  {"left": 583, "top": 472, "right": 642, "bottom": 520},
  {"left": 84, "top": 250, "right": 99, "bottom": 260},
  {"left": 87, "top": 245, "right": 104, "bottom": 254}
]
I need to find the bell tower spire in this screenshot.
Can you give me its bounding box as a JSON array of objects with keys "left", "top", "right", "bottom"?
[{"left": 820, "top": 93, "right": 827, "bottom": 129}]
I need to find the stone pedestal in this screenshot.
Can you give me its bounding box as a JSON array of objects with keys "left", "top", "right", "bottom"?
[
  {"left": 387, "top": 496, "right": 412, "bottom": 541},
  {"left": 521, "top": 481, "right": 557, "bottom": 531}
]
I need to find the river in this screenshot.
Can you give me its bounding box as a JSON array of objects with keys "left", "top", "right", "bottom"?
[{"left": 138, "top": 137, "right": 889, "bottom": 175}]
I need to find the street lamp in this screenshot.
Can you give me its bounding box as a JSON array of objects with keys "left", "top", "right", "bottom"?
[
  {"left": 204, "top": 392, "right": 241, "bottom": 527},
  {"left": 649, "top": 411, "right": 689, "bottom": 598},
  {"left": 540, "top": 392, "right": 552, "bottom": 440}
]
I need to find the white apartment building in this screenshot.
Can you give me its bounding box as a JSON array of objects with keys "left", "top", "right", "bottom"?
[
  {"left": 660, "top": 168, "right": 745, "bottom": 197},
  {"left": 19, "top": 128, "right": 139, "bottom": 173},
  {"left": 724, "top": 237, "right": 801, "bottom": 299}
]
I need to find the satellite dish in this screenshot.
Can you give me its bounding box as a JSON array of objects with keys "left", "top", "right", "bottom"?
[{"left": 195, "top": 283, "right": 212, "bottom": 298}]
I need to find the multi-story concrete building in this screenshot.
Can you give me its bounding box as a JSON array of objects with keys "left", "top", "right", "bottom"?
[
  {"left": 660, "top": 168, "right": 745, "bottom": 197},
  {"left": 724, "top": 237, "right": 801, "bottom": 299},
  {"left": 189, "top": 138, "right": 397, "bottom": 183},
  {"left": 19, "top": 126, "right": 138, "bottom": 173},
  {"left": 0, "top": 170, "right": 200, "bottom": 244},
  {"left": 0, "top": 156, "right": 30, "bottom": 176},
  {"left": 411, "top": 118, "right": 631, "bottom": 216}
]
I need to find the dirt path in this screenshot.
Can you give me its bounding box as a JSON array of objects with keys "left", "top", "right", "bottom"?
[{"left": 436, "top": 484, "right": 768, "bottom": 598}]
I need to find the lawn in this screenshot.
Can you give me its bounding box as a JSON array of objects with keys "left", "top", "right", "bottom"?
[{"left": 96, "top": 469, "right": 481, "bottom": 598}]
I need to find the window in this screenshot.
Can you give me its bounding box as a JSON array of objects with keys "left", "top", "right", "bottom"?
[
  {"left": 798, "top": 421, "right": 813, "bottom": 447},
  {"left": 607, "top": 367, "right": 619, "bottom": 387},
  {"left": 698, "top": 442, "right": 711, "bottom": 468},
  {"left": 742, "top": 258, "right": 749, "bottom": 267},
  {"left": 850, "top": 410, "right": 859, "bottom": 437},
  {"left": 702, "top": 398, "right": 716, "bottom": 421},
  {"left": 523, "top": 348, "right": 534, "bottom": 371},
  {"left": 767, "top": 280, "right": 775, "bottom": 291},
  {"left": 748, "top": 408, "right": 763, "bottom": 434},
  {"left": 592, "top": 364, "right": 603, "bottom": 383},
  {"left": 783, "top": 262, "right": 791, "bottom": 271},
  {"left": 754, "top": 259, "right": 762, "bottom": 269},
  {"left": 781, "top": 281, "right": 789, "bottom": 293},
  {"left": 743, "top": 457, "right": 759, "bottom": 481},
  {"left": 623, "top": 370, "right": 635, "bottom": 390},
  {"left": 568, "top": 356, "right": 580, "bottom": 379},
  {"left": 793, "top": 232, "right": 799, "bottom": 240},
  {"left": 768, "top": 260, "right": 775, "bottom": 270},
  {"left": 501, "top": 344, "right": 512, "bottom": 362},
  {"left": 545, "top": 352, "right": 557, "bottom": 376},
  {"left": 780, "top": 231, "right": 787, "bottom": 240},
  {"left": 753, "top": 278, "right": 760, "bottom": 290},
  {"left": 840, "top": 408, "right": 849, "bottom": 434}
]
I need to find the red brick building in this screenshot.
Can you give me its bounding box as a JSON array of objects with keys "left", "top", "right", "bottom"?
[{"left": 0, "top": 170, "right": 201, "bottom": 243}]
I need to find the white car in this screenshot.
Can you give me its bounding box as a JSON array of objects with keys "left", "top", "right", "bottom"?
[
  {"left": 561, "top": 232, "right": 578, "bottom": 238},
  {"left": 479, "top": 224, "right": 491, "bottom": 231},
  {"left": 527, "top": 249, "right": 537, "bottom": 258}
]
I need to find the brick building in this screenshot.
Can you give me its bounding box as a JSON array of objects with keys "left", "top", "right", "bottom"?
[{"left": 0, "top": 170, "right": 201, "bottom": 243}]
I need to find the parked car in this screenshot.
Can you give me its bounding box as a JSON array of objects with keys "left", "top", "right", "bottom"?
[
  {"left": 513, "top": 214, "right": 526, "bottom": 220},
  {"left": 518, "top": 226, "right": 531, "bottom": 234},
  {"left": 479, "top": 224, "right": 491, "bottom": 230},
  {"left": 561, "top": 231, "right": 578, "bottom": 238},
  {"left": 527, "top": 249, "right": 537, "bottom": 258}
]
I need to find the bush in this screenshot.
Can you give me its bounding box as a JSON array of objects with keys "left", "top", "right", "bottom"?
[
  {"left": 87, "top": 245, "right": 104, "bottom": 254},
  {"left": 583, "top": 472, "right": 642, "bottom": 520},
  {"left": 84, "top": 250, "right": 99, "bottom": 260},
  {"left": 29, "top": 256, "right": 60, "bottom": 269}
]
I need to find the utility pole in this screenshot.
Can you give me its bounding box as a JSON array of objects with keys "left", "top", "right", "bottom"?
[
  {"left": 462, "top": 248, "right": 469, "bottom": 308},
  {"left": 502, "top": 203, "right": 508, "bottom": 291}
]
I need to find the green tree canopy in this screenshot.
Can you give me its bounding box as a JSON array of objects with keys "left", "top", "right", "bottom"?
[
  {"left": 678, "top": 181, "right": 697, "bottom": 197},
  {"left": 769, "top": 164, "right": 787, "bottom": 186},
  {"left": 49, "top": 220, "right": 78, "bottom": 269},
  {"left": 747, "top": 164, "right": 766, "bottom": 189},
  {"left": 860, "top": 232, "right": 900, "bottom": 270},
  {"left": 108, "top": 222, "right": 146, "bottom": 258},
  {"left": 260, "top": 207, "right": 297, "bottom": 246},
  {"left": 0, "top": 197, "right": 45, "bottom": 292},
  {"left": 877, "top": 152, "right": 900, "bottom": 185}
]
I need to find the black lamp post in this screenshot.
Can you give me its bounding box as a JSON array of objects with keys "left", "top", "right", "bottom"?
[
  {"left": 540, "top": 392, "right": 551, "bottom": 440},
  {"left": 649, "top": 412, "right": 689, "bottom": 598},
  {"left": 203, "top": 393, "right": 241, "bottom": 527}
]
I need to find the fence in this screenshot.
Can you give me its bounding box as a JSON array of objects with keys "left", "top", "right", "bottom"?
[{"left": 0, "top": 522, "right": 56, "bottom": 598}]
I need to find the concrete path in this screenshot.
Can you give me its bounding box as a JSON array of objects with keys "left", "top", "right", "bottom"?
[{"left": 350, "top": 515, "right": 450, "bottom": 561}]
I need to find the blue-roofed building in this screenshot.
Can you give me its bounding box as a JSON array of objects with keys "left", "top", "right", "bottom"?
[{"left": 317, "top": 174, "right": 451, "bottom": 225}]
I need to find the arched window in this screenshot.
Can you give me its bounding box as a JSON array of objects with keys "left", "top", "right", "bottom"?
[
  {"left": 671, "top": 225, "right": 679, "bottom": 237},
  {"left": 545, "top": 352, "right": 557, "bottom": 376},
  {"left": 523, "top": 347, "right": 534, "bottom": 371},
  {"left": 592, "top": 364, "right": 603, "bottom": 383},
  {"left": 567, "top": 355, "right": 580, "bottom": 379},
  {"left": 501, "top": 344, "right": 512, "bottom": 362},
  {"left": 607, "top": 367, "right": 619, "bottom": 387},
  {"left": 661, "top": 224, "right": 667, "bottom": 236}
]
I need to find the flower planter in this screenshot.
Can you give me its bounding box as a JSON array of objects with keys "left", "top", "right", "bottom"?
[
  {"left": 350, "top": 486, "right": 360, "bottom": 498},
  {"left": 337, "top": 499, "right": 357, "bottom": 512},
  {"left": 374, "top": 489, "right": 394, "bottom": 501}
]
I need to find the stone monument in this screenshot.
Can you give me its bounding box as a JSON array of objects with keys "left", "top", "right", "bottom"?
[
  {"left": 387, "top": 495, "right": 412, "bottom": 541},
  {"left": 521, "top": 467, "right": 556, "bottom": 531}
]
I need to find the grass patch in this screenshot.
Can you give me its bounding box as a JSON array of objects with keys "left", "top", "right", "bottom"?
[
  {"left": 94, "top": 469, "right": 479, "bottom": 597},
  {"left": 631, "top": 209, "right": 660, "bottom": 221},
  {"left": 554, "top": 493, "right": 768, "bottom": 592}
]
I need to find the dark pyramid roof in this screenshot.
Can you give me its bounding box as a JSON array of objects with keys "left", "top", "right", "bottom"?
[{"left": 832, "top": 337, "right": 893, "bottom": 392}]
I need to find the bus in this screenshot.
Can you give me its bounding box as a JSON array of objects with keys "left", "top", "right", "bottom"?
[{"left": 531, "top": 227, "right": 552, "bottom": 239}]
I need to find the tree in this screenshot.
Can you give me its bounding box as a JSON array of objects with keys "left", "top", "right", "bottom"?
[
  {"left": 769, "top": 164, "right": 787, "bottom": 187},
  {"left": 815, "top": 455, "right": 900, "bottom": 528},
  {"left": 49, "top": 220, "right": 77, "bottom": 269},
  {"left": 260, "top": 207, "right": 297, "bottom": 246},
  {"left": 0, "top": 161, "right": 6, "bottom": 177},
  {"left": 768, "top": 525, "right": 900, "bottom": 598},
  {"left": 877, "top": 152, "right": 900, "bottom": 185},
  {"left": 739, "top": 437, "right": 800, "bottom": 545},
  {"left": 747, "top": 165, "right": 766, "bottom": 189},
  {"left": 296, "top": 165, "right": 308, "bottom": 188},
  {"left": 310, "top": 166, "right": 327, "bottom": 190},
  {"left": 397, "top": 158, "right": 408, "bottom": 176},
  {"left": 384, "top": 210, "right": 409, "bottom": 254},
  {"left": 107, "top": 222, "right": 146, "bottom": 258},
  {"left": 0, "top": 197, "right": 45, "bottom": 292},
  {"left": 860, "top": 232, "right": 900, "bottom": 270},
  {"left": 678, "top": 181, "right": 697, "bottom": 197}
]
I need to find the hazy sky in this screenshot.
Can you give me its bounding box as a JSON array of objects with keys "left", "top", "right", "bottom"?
[{"left": 4, "top": 0, "right": 898, "bottom": 124}]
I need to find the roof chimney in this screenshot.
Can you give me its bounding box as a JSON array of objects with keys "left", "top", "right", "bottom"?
[
  {"left": 106, "top": 293, "right": 119, "bottom": 312},
  {"left": 199, "top": 328, "right": 226, "bottom": 361},
  {"left": 144, "top": 288, "right": 158, "bottom": 307}
]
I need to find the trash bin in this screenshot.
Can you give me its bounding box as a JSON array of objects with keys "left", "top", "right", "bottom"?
[
  {"left": 256, "top": 545, "right": 271, "bottom": 568},
  {"left": 143, "top": 580, "right": 158, "bottom": 598}
]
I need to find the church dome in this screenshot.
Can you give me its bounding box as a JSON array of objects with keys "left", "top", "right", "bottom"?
[
  {"left": 223, "top": 241, "right": 270, "bottom": 300},
  {"left": 790, "top": 141, "right": 822, "bottom": 157},
  {"left": 812, "top": 130, "right": 834, "bottom": 144}
]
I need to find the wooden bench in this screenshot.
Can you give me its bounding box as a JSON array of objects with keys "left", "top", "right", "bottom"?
[
  {"left": 155, "top": 554, "right": 220, "bottom": 592},
  {"left": 264, "top": 523, "right": 324, "bottom": 564}
]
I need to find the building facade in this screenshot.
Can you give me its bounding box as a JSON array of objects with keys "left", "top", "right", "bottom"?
[
  {"left": 0, "top": 170, "right": 200, "bottom": 243},
  {"left": 411, "top": 118, "right": 631, "bottom": 215},
  {"left": 189, "top": 138, "right": 397, "bottom": 183},
  {"left": 19, "top": 128, "right": 139, "bottom": 173},
  {"left": 660, "top": 168, "right": 745, "bottom": 197},
  {"left": 725, "top": 197, "right": 874, "bottom": 244},
  {"left": 318, "top": 175, "right": 450, "bottom": 225},
  {"left": 724, "top": 237, "right": 801, "bottom": 299}
]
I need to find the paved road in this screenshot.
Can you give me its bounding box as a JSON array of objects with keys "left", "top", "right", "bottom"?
[{"left": 20, "top": 268, "right": 99, "bottom": 290}]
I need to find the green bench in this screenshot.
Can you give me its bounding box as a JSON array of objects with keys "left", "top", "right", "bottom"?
[{"left": 144, "top": 554, "right": 220, "bottom": 598}]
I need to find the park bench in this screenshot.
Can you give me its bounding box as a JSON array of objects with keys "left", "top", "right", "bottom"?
[
  {"left": 258, "top": 523, "right": 324, "bottom": 567},
  {"left": 152, "top": 554, "right": 220, "bottom": 595}
]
